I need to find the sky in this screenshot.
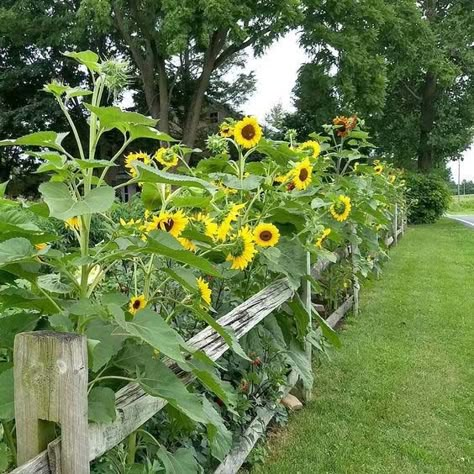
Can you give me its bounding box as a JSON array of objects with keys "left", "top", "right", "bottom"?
[{"left": 241, "top": 32, "right": 474, "bottom": 183}]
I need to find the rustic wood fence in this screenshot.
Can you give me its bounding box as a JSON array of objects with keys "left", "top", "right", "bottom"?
[{"left": 9, "top": 205, "right": 406, "bottom": 474}]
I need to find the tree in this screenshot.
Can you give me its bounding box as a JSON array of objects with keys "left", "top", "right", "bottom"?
[
  {"left": 0, "top": 0, "right": 108, "bottom": 195},
  {"left": 80, "top": 0, "right": 302, "bottom": 147},
  {"left": 290, "top": 0, "right": 474, "bottom": 172}
]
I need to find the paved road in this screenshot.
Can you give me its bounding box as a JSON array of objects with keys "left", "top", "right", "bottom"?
[{"left": 447, "top": 214, "right": 474, "bottom": 228}]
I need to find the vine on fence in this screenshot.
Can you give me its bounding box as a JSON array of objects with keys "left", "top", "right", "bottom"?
[{"left": 0, "top": 51, "right": 404, "bottom": 473}]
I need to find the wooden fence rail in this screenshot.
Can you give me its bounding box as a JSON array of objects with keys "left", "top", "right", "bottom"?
[{"left": 10, "top": 210, "right": 405, "bottom": 474}]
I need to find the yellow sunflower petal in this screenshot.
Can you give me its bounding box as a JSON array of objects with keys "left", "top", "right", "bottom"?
[{"left": 197, "top": 277, "right": 212, "bottom": 306}]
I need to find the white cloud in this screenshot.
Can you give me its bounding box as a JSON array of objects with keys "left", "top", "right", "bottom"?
[{"left": 241, "top": 31, "right": 308, "bottom": 120}]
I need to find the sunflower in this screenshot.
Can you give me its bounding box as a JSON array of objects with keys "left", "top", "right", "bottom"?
[
  {"left": 193, "top": 213, "right": 218, "bottom": 239},
  {"left": 292, "top": 158, "right": 313, "bottom": 190},
  {"left": 196, "top": 277, "right": 212, "bottom": 306},
  {"left": 330, "top": 195, "right": 352, "bottom": 222},
  {"left": 154, "top": 147, "right": 179, "bottom": 168},
  {"left": 65, "top": 216, "right": 81, "bottom": 231},
  {"left": 35, "top": 243, "right": 48, "bottom": 251},
  {"left": 332, "top": 115, "right": 357, "bottom": 137},
  {"left": 178, "top": 237, "right": 197, "bottom": 252},
  {"left": 129, "top": 294, "right": 147, "bottom": 315},
  {"left": 315, "top": 228, "right": 331, "bottom": 249},
  {"left": 298, "top": 140, "right": 321, "bottom": 159},
  {"left": 374, "top": 164, "right": 384, "bottom": 175},
  {"left": 125, "top": 152, "right": 150, "bottom": 177},
  {"left": 233, "top": 116, "right": 262, "bottom": 149},
  {"left": 216, "top": 203, "right": 246, "bottom": 241},
  {"left": 254, "top": 223, "right": 280, "bottom": 247},
  {"left": 226, "top": 226, "right": 257, "bottom": 270},
  {"left": 219, "top": 122, "right": 234, "bottom": 138},
  {"left": 146, "top": 210, "right": 188, "bottom": 238},
  {"left": 389, "top": 174, "right": 396, "bottom": 184}
]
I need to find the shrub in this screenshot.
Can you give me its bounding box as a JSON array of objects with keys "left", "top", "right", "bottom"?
[{"left": 405, "top": 173, "right": 451, "bottom": 224}]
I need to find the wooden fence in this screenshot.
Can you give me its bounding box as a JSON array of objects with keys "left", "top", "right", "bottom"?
[{"left": 9, "top": 205, "right": 406, "bottom": 474}]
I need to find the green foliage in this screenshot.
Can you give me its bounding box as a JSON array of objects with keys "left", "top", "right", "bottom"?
[
  {"left": 290, "top": 0, "right": 474, "bottom": 171},
  {"left": 405, "top": 173, "right": 451, "bottom": 224}
]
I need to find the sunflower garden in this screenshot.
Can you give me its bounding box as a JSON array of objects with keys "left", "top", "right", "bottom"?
[{"left": 0, "top": 52, "right": 404, "bottom": 473}]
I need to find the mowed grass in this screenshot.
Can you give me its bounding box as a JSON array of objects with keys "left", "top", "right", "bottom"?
[
  {"left": 254, "top": 219, "right": 474, "bottom": 474},
  {"left": 449, "top": 194, "right": 474, "bottom": 214}
]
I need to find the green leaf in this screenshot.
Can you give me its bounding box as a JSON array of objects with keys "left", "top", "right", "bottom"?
[
  {"left": 0, "top": 443, "right": 9, "bottom": 472},
  {"left": 135, "top": 163, "right": 217, "bottom": 195},
  {"left": 128, "top": 124, "right": 176, "bottom": 142},
  {"left": 37, "top": 274, "right": 72, "bottom": 294},
  {"left": 141, "top": 183, "right": 162, "bottom": 210},
  {"left": 63, "top": 50, "right": 100, "bottom": 72},
  {"left": 0, "top": 368, "right": 14, "bottom": 420},
  {"left": 88, "top": 387, "right": 117, "bottom": 423},
  {"left": 0, "top": 181, "right": 8, "bottom": 198},
  {"left": 146, "top": 232, "right": 222, "bottom": 277},
  {"left": 313, "top": 308, "right": 341, "bottom": 348},
  {"left": 287, "top": 339, "right": 313, "bottom": 390},
  {"left": 162, "top": 267, "right": 198, "bottom": 292},
  {"left": 0, "top": 313, "right": 39, "bottom": 349},
  {"left": 85, "top": 105, "right": 157, "bottom": 131},
  {"left": 0, "top": 238, "right": 34, "bottom": 267},
  {"left": 172, "top": 196, "right": 211, "bottom": 209},
  {"left": 73, "top": 159, "right": 115, "bottom": 170},
  {"left": 138, "top": 358, "right": 209, "bottom": 425},
  {"left": 187, "top": 351, "right": 237, "bottom": 408},
  {"left": 85, "top": 319, "right": 127, "bottom": 372},
  {"left": 39, "top": 182, "right": 115, "bottom": 219},
  {"left": 202, "top": 398, "right": 233, "bottom": 461},
  {"left": 157, "top": 446, "right": 199, "bottom": 474},
  {"left": 287, "top": 295, "right": 310, "bottom": 340},
  {"left": 110, "top": 306, "right": 189, "bottom": 364},
  {"left": 190, "top": 305, "right": 250, "bottom": 361},
  {"left": 0, "top": 131, "right": 68, "bottom": 151}
]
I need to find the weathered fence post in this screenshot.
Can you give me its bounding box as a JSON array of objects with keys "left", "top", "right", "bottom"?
[
  {"left": 302, "top": 250, "right": 313, "bottom": 402},
  {"left": 393, "top": 203, "right": 399, "bottom": 245},
  {"left": 14, "top": 331, "right": 89, "bottom": 473}
]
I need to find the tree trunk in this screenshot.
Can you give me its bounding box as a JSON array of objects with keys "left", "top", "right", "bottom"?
[
  {"left": 141, "top": 63, "right": 160, "bottom": 120},
  {"left": 181, "top": 64, "right": 214, "bottom": 148},
  {"left": 182, "top": 29, "right": 228, "bottom": 148},
  {"left": 156, "top": 57, "right": 170, "bottom": 134}
]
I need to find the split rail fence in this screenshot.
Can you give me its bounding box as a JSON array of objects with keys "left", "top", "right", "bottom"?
[{"left": 9, "top": 205, "right": 406, "bottom": 474}]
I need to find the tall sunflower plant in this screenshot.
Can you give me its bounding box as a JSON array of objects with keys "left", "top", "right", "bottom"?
[{"left": 0, "top": 52, "right": 256, "bottom": 466}]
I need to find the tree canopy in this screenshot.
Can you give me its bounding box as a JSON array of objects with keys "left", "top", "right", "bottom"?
[
  {"left": 80, "top": 0, "right": 302, "bottom": 147},
  {"left": 289, "top": 0, "right": 474, "bottom": 172}
]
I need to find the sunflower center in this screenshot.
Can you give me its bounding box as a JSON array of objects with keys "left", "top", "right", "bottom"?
[
  {"left": 335, "top": 202, "right": 346, "bottom": 214},
  {"left": 259, "top": 230, "right": 273, "bottom": 242},
  {"left": 241, "top": 124, "right": 256, "bottom": 140},
  {"left": 163, "top": 218, "right": 175, "bottom": 232},
  {"left": 299, "top": 168, "right": 309, "bottom": 181},
  {"left": 133, "top": 299, "right": 141, "bottom": 309}
]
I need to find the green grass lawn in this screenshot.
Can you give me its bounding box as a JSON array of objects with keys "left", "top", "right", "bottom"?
[
  {"left": 254, "top": 219, "right": 474, "bottom": 474},
  {"left": 449, "top": 194, "right": 474, "bottom": 214}
]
